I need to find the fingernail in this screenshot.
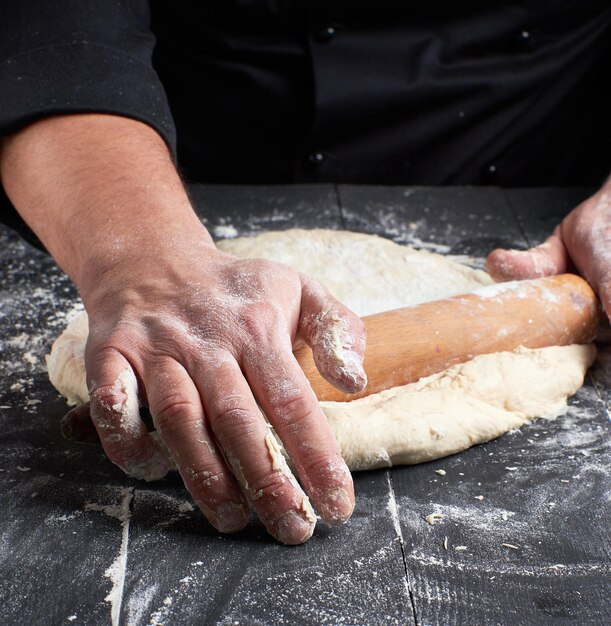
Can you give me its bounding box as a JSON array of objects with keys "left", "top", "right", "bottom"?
[
  {"left": 322, "top": 348, "right": 367, "bottom": 395},
  {"left": 340, "top": 351, "right": 368, "bottom": 393},
  {"left": 215, "top": 502, "right": 250, "bottom": 533},
  {"left": 274, "top": 510, "right": 315, "bottom": 545},
  {"left": 319, "top": 488, "right": 354, "bottom": 524}
]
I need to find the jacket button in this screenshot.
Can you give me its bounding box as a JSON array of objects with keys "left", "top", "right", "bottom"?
[
  {"left": 308, "top": 152, "right": 326, "bottom": 166},
  {"left": 483, "top": 164, "right": 498, "bottom": 181},
  {"left": 314, "top": 25, "right": 339, "bottom": 43},
  {"left": 517, "top": 30, "right": 531, "bottom": 47}
]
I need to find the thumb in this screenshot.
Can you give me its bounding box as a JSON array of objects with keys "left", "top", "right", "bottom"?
[
  {"left": 297, "top": 274, "right": 367, "bottom": 394},
  {"left": 486, "top": 230, "right": 573, "bottom": 281}
]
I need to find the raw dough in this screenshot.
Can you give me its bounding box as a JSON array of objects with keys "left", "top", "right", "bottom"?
[
  {"left": 219, "top": 228, "right": 493, "bottom": 316},
  {"left": 324, "top": 344, "right": 594, "bottom": 469},
  {"left": 46, "top": 229, "right": 595, "bottom": 471}
]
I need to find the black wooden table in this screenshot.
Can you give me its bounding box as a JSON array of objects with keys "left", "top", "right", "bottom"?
[{"left": 1, "top": 186, "right": 609, "bottom": 625}]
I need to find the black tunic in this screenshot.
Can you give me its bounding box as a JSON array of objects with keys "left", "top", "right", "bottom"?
[{"left": 1, "top": 0, "right": 610, "bottom": 191}]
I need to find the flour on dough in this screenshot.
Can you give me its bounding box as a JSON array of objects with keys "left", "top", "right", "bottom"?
[
  {"left": 46, "top": 229, "right": 596, "bottom": 471},
  {"left": 218, "top": 228, "right": 494, "bottom": 315}
]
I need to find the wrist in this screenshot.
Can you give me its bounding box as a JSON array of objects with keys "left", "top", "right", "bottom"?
[{"left": 75, "top": 211, "right": 217, "bottom": 296}]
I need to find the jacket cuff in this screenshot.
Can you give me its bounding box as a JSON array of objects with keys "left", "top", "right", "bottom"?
[{"left": 0, "top": 42, "right": 176, "bottom": 156}]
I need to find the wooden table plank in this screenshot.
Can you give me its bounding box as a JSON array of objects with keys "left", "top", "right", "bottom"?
[
  {"left": 188, "top": 183, "right": 343, "bottom": 235},
  {"left": 501, "top": 188, "right": 594, "bottom": 246},
  {"left": 392, "top": 388, "right": 610, "bottom": 625},
  {"left": 337, "top": 185, "right": 525, "bottom": 260},
  {"left": 121, "top": 472, "right": 412, "bottom": 625},
  {"left": 0, "top": 225, "right": 137, "bottom": 623}
]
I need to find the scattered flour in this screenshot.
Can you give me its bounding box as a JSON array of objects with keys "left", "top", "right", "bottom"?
[{"left": 85, "top": 488, "right": 134, "bottom": 626}]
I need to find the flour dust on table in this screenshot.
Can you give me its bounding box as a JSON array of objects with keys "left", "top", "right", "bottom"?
[{"left": 46, "top": 229, "right": 595, "bottom": 473}]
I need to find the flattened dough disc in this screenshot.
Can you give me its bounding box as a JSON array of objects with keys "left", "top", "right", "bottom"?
[{"left": 46, "top": 229, "right": 595, "bottom": 471}]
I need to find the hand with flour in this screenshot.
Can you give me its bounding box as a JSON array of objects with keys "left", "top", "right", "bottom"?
[
  {"left": 0, "top": 114, "right": 367, "bottom": 544},
  {"left": 487, "top": 181, "right": 611, "bottom": 322}
]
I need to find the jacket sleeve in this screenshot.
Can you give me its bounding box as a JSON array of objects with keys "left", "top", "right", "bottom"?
[
  {"left": 0, "top": 0, "right": 177, "bottom": 242},
  {"left": 0, "top": 0, "right": 176, "bottom": 153}
]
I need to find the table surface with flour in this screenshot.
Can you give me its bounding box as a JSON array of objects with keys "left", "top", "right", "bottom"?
[{"left": 0, "top": 185, "right": 609, "bottom": 626}]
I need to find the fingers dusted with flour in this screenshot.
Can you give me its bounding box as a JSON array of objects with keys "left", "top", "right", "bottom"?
[
  {"left": 178, "top": 258, "right": 362, "bottom": 541},
  {"left": 195, "top": 357, "right": 317, "bottom": 545},
  {"left": 298, "top": 275, "right": 367, "bottom": 394},
  {"left": 486, "top": 185, "right": 611, "bottom": 321},
  {"left": 144, "top": 359, "right": 250, "bottom": 533},
  {"left": 86, "top": 349, "right": 170, "bottom": 482},
  {"left": 243, "top": 332, "right": 355, "bottom": 526}
]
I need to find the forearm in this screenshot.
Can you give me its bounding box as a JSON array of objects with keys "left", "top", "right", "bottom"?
[{"left": 0, "top": 114, "right": 211, "bottom": 290}]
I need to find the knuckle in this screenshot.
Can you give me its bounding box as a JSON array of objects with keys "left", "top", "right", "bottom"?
[
  {"left": 90, "top": 384, "right": 125, "bottom": 428},
  {"left": 114, "top": 442, "right": 149, "bottom": 467},
  {"left": 240, "top": 257, "right": 288, "bottom": 283},
  {"left": 299, "top": 451, "right": 347, "bottom": 485},
  {"left": 211, "top": 403, "right": 257, "bottom": 442},
  {"left": 152, "top": 394, "right": 200, "bottom": 435},
  {"left": 90, "top": 383, "right": 120, "bottom": 410},
  {"left": 271, "top": 393, "right": 318, "bottom": 430},
  {"left": 86, "top": 343, "right": 118, "bottom": 367},
  {"left": 247, "top": 470, "right": 294, "bottom": 507},
  {"left": 238, "top": 302, "right": 282, "bottom": 340},
  {"left": 185, "top": 466, "right": 228, "bottom": 495},
  {"left": 319, "top": 308, "right": 345, "bottom": 333},
  {"left": 99, "top": 431, "right": 149, "bottom": 470},
  {"left": 87, "top": 324, "right": 141, "bottom": 360},
  {"left": 139, "top": 313, "right": 186, "bottom": 341}
]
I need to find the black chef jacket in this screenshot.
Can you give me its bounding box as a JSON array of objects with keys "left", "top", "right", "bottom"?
[{"left": 0, "top": 0, "right": 610, "bottom": 192}]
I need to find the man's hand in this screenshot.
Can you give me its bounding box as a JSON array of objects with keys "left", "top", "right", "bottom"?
[
  {"left": 83, "top": 243, "right": 366, "bottom": 544},
  {"left": 0, "top": 114, "right": 366, "bottom": 544},
  {"left": 487, "top": 183, "right": 611, "bottom": 321}
]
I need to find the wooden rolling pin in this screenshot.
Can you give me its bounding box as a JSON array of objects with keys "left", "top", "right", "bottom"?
[{"left": 294, "top": 274, "right": 601, "bottom": 402}]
